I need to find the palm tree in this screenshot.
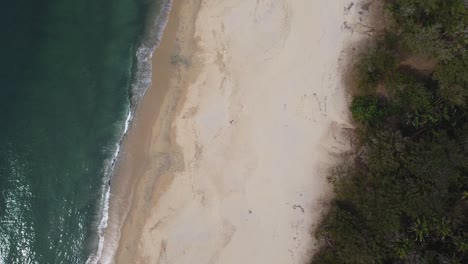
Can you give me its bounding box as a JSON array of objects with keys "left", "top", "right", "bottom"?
[{"left": 411, "top": 218, "right": 429, "bottom": 242}]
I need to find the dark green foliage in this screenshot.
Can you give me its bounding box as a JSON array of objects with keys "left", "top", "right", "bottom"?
[
  {"left": 401, "top": 24, "right": 454, "bottom": 60},
  {"left": 386, "top": 72, "right": 433, "bottom": 111},
  {"left": 387, "top": 0, "right": 467, "bottom": 33},
  {"left": 314, "top": 125, "right": 468, "bottom": 263},
  {"left": 434, "top": 54, "right": 468, "bottom": 106},
  {"left": 386, "top": 0, "right": 467, "bottom": 60},
  {"left": 351, "top": 95, "right": 384, "bottom": 123},
  {"left": 355, "top": 36, "right": 397, "bottom": 94},
  {"left": 312, "top": 1, "right": 468, "bottom": 263},
  {"left": 384, "top": 71, "right": 455, "bottom": 129}
]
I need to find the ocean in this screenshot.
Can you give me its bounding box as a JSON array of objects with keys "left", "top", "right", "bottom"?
[{"left": 0, "top": 0, "right": 170, "bottom": 263}]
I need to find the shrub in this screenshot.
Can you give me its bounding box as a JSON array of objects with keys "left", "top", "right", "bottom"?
[
  {"left": 355, "top": 42, "right": 397, "bottom": 94},
  {"left": 312, "top": 1, "right": 468, "bottom": 263},
  {"left": 351, "top": 95, "right": 384, "bottom": 123},
  {"left": 433, "top": 54, "right": 468, "bottom": 106}
]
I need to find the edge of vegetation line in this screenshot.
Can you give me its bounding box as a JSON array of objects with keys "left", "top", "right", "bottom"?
[{"left": 312, "top": 0, "right": 468, "bottom": 263}]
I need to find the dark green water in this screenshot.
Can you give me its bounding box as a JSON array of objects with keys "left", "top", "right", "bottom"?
[{"left": 0, "top": 0, "right": 167, "bottom": 263}]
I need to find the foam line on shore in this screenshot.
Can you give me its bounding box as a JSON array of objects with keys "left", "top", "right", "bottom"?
[{"left": 85, "top": 1, "right": 173, "bottom": 263}]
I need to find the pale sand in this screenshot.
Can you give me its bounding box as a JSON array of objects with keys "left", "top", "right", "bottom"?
[{"left": 108, "top": 0, "right": 369, "bottom": 263}]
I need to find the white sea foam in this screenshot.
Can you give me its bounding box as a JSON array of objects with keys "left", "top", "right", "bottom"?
[
  {"left": 85, "top": 1, "right": 173, "bottom": 263},
  {"left": 85, "top": 110, "right": 131, "bottom": 264},
  {"left": 130, "top": 0, "right": 174, "bottom": 108}
]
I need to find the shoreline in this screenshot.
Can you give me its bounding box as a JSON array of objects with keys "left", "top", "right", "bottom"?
[
  {"left": 107, "top": 0, "right": 363, "bottom": 263},
  {"left": 88, "top": 1, "right": 176, "bottom": 263},
  {"left": 97, "top": 1, "right": 201, "bottom": 263}
]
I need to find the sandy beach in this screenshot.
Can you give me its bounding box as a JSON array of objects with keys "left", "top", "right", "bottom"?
[{"left": 103, "top": 0, "right": 369, "bottom": 263}]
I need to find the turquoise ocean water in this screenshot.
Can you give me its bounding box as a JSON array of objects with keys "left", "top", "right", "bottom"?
[{"left": 0, "top": 0, "right": 170, "bottom": 263}]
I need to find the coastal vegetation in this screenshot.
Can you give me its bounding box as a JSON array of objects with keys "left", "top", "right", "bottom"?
[{"left": 313, "top": 0, "right": 468, "bottom": 263}]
